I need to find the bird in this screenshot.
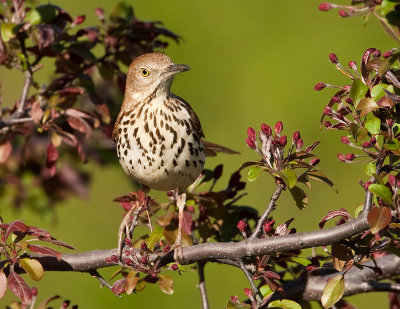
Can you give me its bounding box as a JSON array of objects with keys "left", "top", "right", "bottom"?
[{"left": 112, "top": 52, "right": 206, "bottom": 260}]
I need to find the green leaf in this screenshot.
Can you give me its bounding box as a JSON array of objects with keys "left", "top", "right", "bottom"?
[
  {"left": 354, "top": 203, "right": 364, "bottom": 218},
  {"left": 321, "top": 274, "right": 345, "bottom": 309},
  {"left": 368, "top": 184, "right": 393, "bottom": 206},
  {"left": 356, "top": 98, "right": 379, "bottom": 117},
  {"left": 111, "top": 1, "right": 134, "bottom": 20},
  {"left": 306, "top": 171, "right": 338, "bottom": 192},
  {"left": 25, "top": 4, "right": 58, "bottom": 25},
  {"left": 145, "top": 225, "right": 163, "bottom": 250},
  {"left": 260, "top": 284, "right": 273, "bottom": 297},
  {"left": 268, "top": 299, "right": 301, "bottom": 309},
  {"left": 381, "top": 0, "right": 399, "bottom": 15},
  {"left": 281, "top": 168, "right": 297, "bottom": 189},
  {"left": 19, "top": 258, "right": 43, "bottom": 281},
  {"left": 158, "top": 274, "right": 174, "bottom": 295},
  {"left": 385, "top": 138, "right": 400, "bottom": 151},
  {"left": 364, "top": 117, "right": 381, "bottom": 135},
  {"left": 290, "top": 256, "right": 310, "bottom": 266},
  {"left": 135, "top": 279, "right": 146, "bottom": 291},
  {"left": 367, "top": 206, "right": 392, "bottom": 234},
  {"left": 289, "top": 186, "right": 308, "bottom": 210},
  {"left": 371, "top": 84, "right": 386, "bottom": 101},
  {"left": 350, "top": 79, "right": 368, "bottom": 105},
  {"left": 350, "top": 123, "right": 368, "bottom": 141},
  {"left": 0, "top": 22, "right": 16, "bottom": 42},
  {"left": 365, "top": 162, "right": 376, "bottom": 176},
  {"left": 247, "top": 166, "right": 262, "bottom": 182}
]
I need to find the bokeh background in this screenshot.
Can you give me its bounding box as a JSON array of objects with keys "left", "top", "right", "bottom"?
[{"left": 1, "top": 0, "right": 395, "bottom": 308}]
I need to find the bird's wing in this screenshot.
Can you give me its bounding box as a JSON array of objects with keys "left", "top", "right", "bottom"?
[{"left": 172, "top": 94, "right": 205, "bottom": 139}]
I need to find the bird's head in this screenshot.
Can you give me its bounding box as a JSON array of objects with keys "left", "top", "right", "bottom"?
[{"left": 125, "top": 53, "right": 190, "bottom": 98}]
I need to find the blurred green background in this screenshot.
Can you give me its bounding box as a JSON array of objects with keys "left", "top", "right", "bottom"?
[{"left": 1, "top": 0, "right": 396, "bottom": 308}]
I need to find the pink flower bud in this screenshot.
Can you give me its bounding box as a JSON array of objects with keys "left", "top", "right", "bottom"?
[
  {"left": 364, "top": 181, "right": 372, "bottom": 190},
  {"left": 314, "top": 82, "right": 327, "bottom": 91},
  {"left": 124, "top": 250, "right": 130, "bottom": 256},
  {"left": 237, "top": 220, "right": 247, "bottom": 233},
  {"left": 140, "top": 256, "right": 148, "bottom": 264},
  {"left": 141, "top": 241, "right": 147, "bottom": 251},
  {"left": 187, "top": 205, "right": 195, "bottom": 213},
  {"left": 345, "top": 153, "right": 355, "bottom": 161},
  {"left": 337, "top": 153, "right": 346, "bottom": 162},
  {"left": 31, "top": 287, "right": 38, "bottom": 296},
  {"left": 318, "top": 3, "right": 332, "bottom": 11},
  {"left": 171, "top": 263, "right": 179, "bottom": 271},
  {"left": 274, "top": 121, "right": 283, "bottom": 135},
  {"left": 72, "top": 15, "right": 85, "bottom": 26},
  {"left": 345, "top": 97, "right": 353, "bottom": 104},
  {"left": 373, "top": 50, "right": 381, "bottom": 58},
  {"left": 323, "top": 106, "right": 333, "bottom": 116},
  {"left": 246, "top": 137, "right": 256, "bottom": 149},
  {"left": 370, "top": 137, "right": 376, "bottom": 144},
  {"left": 342, "top": 85, "right": 351, "bottom": 91},
  {"left": 348, "top": 61, "right": 357, "bottom": 70},
  {"left": 247, "top": 127, "right": 256, "bottom": 140},
  {"left": 244, "top": 288, "right": 253, "bottom": 298},
  {"left": 124, "top": 238, "right": 132, "bottom": 246},
  {"left": 261, "top": 123, "right": 272, "bottom": 136},
  {"left": 296, "top": 138, "right": 304, "bottom": 149},
  {"left": 264, "top": 220, "right": 275, "bottom": 234},
  {"left": 361, "top": 141, "right": 371, "bottom": 148},
  {"left": 62, "top": 300, "right": 70, "bottom": 308},
  {"left": 341, "top": 136, "right": 350, "bottom": 144},
  {"left": 387, "top": 119, "right": 394, "bottom": 127},
  {"left": 323, "top": 121, "right": 332, "bottom": 128},
  {"left": 279, "top": 135, "right": 287, "bottom": 147},
  {"left": 310, "top": 158, "right": 320, "bottom": 166},
  {"left": 292, "top": 131, "right": 300, "bottom": 143},
  {"left": 331, "top": 96, "right": 341, "bottom": 103},
  {"left": 95, "top": 7, "right": 104, "bottom": 20},
  {"left": 339, "top": 9, "right": 349, "bottom": 17},
  {"left": 383, "top": 49, "right": 393, "bottom": 58},
  {"left": 329, "top": 53, "right": 338, "bottom": 64}
]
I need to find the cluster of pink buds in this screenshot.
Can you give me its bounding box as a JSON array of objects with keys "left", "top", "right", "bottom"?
[
  {"left": 245, "top": 121, "right": 319, "bottom": 172},
  {"left": 318, "top": 1, "right": 382, "bottom": 18}
]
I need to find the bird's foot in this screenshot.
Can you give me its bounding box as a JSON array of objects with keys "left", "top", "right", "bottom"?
[{"left": 170, "top": 193, "right": 186, "bottom": 263}]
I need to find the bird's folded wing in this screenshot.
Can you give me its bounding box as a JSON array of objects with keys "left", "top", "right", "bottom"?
[{"left": 202, "top": 140, "right": 240, "bottom": 157}]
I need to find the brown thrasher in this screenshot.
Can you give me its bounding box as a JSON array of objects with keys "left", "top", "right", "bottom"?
[{"left": 113, "top": 53, "right": 210, "bottom": 259}]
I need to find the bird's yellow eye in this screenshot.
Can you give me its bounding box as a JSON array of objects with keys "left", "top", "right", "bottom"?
[{"left": 140, "top": 68, "right": 149, "bottom": 77}]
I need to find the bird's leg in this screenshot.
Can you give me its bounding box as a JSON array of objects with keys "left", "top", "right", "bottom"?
[
  {"left": 170, "top": 192, "right": 186, "bottom": 263},
  {"left": 117, "top": 202, "right": 136, "bottom": 261}
]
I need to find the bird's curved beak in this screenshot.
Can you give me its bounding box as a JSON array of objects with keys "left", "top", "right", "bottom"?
[{"left": 164, "top": 64, "right": 190, "bottom": 77}]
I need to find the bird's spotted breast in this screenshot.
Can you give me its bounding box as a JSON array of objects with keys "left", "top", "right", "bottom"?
[{"left": 115, "top": 98, "right": 205, "bottom": 191}]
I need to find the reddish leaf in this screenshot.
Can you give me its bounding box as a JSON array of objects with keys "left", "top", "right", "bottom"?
[
  {"left": 28, "top": 245, "right": 62, "bottom": 261},
  {"left": 111, "top": 278, "right": 126, "bottom": 295},
  {"left": 2, "top": 220, "right": 28, "bottom": 242},
  {"left": 46, "top": 143, "right": 59, "bottom": 164},
  {"left": 319, "top": 208, "right": 351, "bottom": 229},
  {"left": 368, "top": 206, "right": 392, "bottom": 234},
  {"left": 58, "top": 87, "right": 86, "bottom": 95},
  {"left": 0, "top": 139, "right": 12, "bottom": 163},
  {"left": 8, "top": 269, "right": 32, "bottom": 305},
  {"left": 27, "top": 226, "right": 52, "bottom": 239},
  {"left": 30, "top": 101, "right": 43, "bottom": 123},
  {"left": 42, "top": 238, "right": 75, "bottom": 249},
  {"left": 67, "top": 116, "right": 89, "bottom": 134},
  {"left": 0, "top": 268, "right": 6, "bottom": 300},
  {"left": 275, "top": 218, "right": 294, "bottom": 236}
]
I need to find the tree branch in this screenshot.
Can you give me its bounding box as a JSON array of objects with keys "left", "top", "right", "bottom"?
[
  {"left": 269, "top": 254, "right": 400, "bottom": 302},
  {"left": 197, "top": 262, "right": 209, "bottom": 309},
  {"left": 250, "top": 184, "right": 285, "bottom": 239}
]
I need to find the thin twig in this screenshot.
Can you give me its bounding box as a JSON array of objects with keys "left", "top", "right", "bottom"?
[
  {"left": 197, "top": 262, "right": 209, "bottom": 309},
  {"left": 239, "top": 260, "right": 262, "bottom": 307},
  {"left": 89, "top": 269, "right": 114, "bottom": 290},
  {"left": 250, "top": 184, "right": 285, "bottom": 239}
]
